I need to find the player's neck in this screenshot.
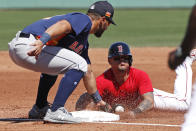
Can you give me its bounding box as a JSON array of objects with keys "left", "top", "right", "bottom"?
[
  {"left": 113, "top": 70, "right": 129, "bottom": 85},
  {"left": 89, "top": 17, "right": 100, "bottom": 34}
]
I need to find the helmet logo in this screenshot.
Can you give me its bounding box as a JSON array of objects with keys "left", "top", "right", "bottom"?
[
  {"left": 117, "top": 45, "right": 123, "bottom": 53},
  {"left": 90, "top": 5, "right": 95, "bottom": 9},
  {"left": 105, "top": 12, "right": 111, "bottom": 18}
]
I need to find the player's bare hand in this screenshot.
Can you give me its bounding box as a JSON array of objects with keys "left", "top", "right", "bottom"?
[
  {"left": 168, "top": 49, "right": 186, "bottom": 70},
  {"left": 95, "top": 100, "right": 106, "bottom": 107},
  {"left": 117, "top": 111, "right": 136, "bottom": 120},
  {"left": 27, "top": 40, "right": 44, "bottom": 60},
  {"left": 96, "top": 100, "right": 113, "bottom": 112}
]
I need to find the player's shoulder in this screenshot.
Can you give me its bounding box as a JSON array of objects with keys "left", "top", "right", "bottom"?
[
  {"left": 96, "top": 68, "right": 113, "bottom": 80},
  {"left": 67, "top": 12, "right": 90, "bottom": 20},
  {"left": 130, "top": 67, "right": 152, "bottom": 83},
  {"left": 68, "top": 12, "right": 87, "bottom": 16},
  {"left": 48, "top": 12, "right": 88, "bottom": 20}
]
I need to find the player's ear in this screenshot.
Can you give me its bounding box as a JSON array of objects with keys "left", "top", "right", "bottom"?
[{"left": 100, "top": 16, "right": 106, "bottom": 22}]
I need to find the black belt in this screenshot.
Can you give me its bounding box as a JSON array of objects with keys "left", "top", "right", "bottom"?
[{"left": 19, "top": 32, "right": 37, "bottom": 38}]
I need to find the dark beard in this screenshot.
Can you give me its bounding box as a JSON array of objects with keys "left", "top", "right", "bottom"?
[
  {"left": 118, "top": 68, "right": 127, "bottom": 72},
  {"left": 94, "top": 22, "right": 106, "bottom": 38},
  {"left": 118, "top": 65, "right": 129, "bottom": 72}
]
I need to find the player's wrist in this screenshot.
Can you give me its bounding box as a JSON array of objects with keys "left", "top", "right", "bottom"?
[
  {"left": 90, "top": 90, "right": 102, "bottom": 103},
  {"left": 132, "top": 107, "right": 143, "bottom": 115},
  {"left": 40, "top": 32, "right": 51, "bottom": 44}
]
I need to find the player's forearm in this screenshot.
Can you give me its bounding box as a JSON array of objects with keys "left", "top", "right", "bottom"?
[
  {"left": 133, "top": 99, "right": 153, "bottom": 115},
  {"left": 83, "top": 65, "right": 97, "bottom": 94},
  {"left": 132, "top": 92, "right": 154, "bottom": 115},
  {"left": 83, "top": 65, "right": 104, "bottom": 104},
  {"left": 119, "top": 94, "right": 154, "bottom": 119}
]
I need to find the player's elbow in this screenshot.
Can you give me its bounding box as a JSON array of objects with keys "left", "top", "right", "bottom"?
[
  {"left": 151, "top": 94, "right": 154, "bottom": 104},
  {"left": 142, "top": 92, "right": 154, "bottom": 110},
  {"left": 149, "top": 95, "right": 154, "bottom": 109},
  {"left": 57, "top": 20, "right": 72, "bottom": 34},
  {"left": 150, "top": 99, "right": 154, "bottom": 110}
]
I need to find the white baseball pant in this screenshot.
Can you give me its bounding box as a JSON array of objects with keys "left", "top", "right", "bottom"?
[
  {"left": 8, "top": 31, "right": 88, "bottom": 75},
  {"left": 153, "top": 57, "right": 193, "bottom": 111}
]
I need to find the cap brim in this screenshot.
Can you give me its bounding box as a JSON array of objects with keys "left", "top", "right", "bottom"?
[
  {"left": 110, "top": 20, "right": 116, "bottom": 25},
  {"left": 107, "top": 18, "right": 116, "bottom": 25}
]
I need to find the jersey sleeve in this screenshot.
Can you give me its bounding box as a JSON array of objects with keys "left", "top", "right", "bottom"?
[
  {"left": 137, "top": 70, "right": 153, "bottom": 95},
  {"left": 65, "top": 13, "right": 91, "bottom": 36}
]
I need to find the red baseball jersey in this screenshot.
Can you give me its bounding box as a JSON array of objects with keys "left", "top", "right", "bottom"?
[{"left": 96, "top": 67, "right": 153, "bottom": 108}]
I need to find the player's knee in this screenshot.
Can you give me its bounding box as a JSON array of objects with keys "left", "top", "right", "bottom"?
[
  {"left": 67, "top": 56, "right": 87, "bottom": 73},
  {"left": 77, "top": 58, "right": 88, "bottom": 73},
  {"left": 63, "top": 58, "right": 87, "bottom": 74}
]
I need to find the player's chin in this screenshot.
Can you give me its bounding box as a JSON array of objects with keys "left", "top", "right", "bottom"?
[
  {"left": 94, "top": 32, "right": 103, "bottom": 38},
  {"left": 118, "top": 66, "right": 129, "bottom": 71},
  {"left": 118, "top": 68, "right": 127, "bottom": 72}
]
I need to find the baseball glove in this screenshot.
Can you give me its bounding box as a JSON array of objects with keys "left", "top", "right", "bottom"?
[{"left": 99, "top": 103, "right": 114, "bottom": 113}]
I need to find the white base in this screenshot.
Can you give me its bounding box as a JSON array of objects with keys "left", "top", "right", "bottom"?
[{"left": 71, "top": 110, "right": 120, "bottom": 122}]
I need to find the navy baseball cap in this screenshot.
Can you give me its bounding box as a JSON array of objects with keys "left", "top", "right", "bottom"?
[{"left": 88, "top": 1, "right": 116, "bottom": 25}]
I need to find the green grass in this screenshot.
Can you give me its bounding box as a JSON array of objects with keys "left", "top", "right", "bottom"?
[{"left": 0, "top": 8, "right": 192, "bottom": 50}]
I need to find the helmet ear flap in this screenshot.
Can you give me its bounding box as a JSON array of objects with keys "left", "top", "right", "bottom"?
[
  {"left": 108, "top": 42, "right": 133, "bottom": 66},
  {"left": 108, "top": 58, "right": 111, "bottom": 65},
  {"left": 129, "top": 56, "right": 133, "bottom": 66}
]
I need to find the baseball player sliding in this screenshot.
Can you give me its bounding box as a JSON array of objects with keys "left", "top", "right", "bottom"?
[
  {"left": 76, "top": 42, "right": 196, "bottom": 118},
  {"left": 8, "top": 1, "right": 115, "bottom": 123}
]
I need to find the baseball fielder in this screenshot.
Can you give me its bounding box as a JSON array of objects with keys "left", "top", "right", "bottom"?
[
  {"left": 8, "top": 1, "right": 115, "bottom": 123},
  {"left": 168, "top": 5, "right": 196, "bottom": 131},
  {"left": 76, "top": 42, "right": 195, "bottom": 118}
]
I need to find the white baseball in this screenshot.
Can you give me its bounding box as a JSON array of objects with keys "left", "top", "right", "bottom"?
[{"left": 115, "top": 105, "right": 125, "bottom": 112}]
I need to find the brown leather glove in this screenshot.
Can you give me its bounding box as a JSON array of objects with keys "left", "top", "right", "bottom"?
[
  {"left": 99, "top": 103, "right": 114, "bottom": 113},
  {"left": 168, "top": 48, "right": 187, "bottom": 70}
]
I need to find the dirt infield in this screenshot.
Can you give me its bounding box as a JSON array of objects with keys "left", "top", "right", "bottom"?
[{"left": 1, "top": 47, "right": 195, "bottom": 131}]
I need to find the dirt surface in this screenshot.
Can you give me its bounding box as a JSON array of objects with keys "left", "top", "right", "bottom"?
[{"left": 1, "top": 47, "right": 195, "bottom": 131}]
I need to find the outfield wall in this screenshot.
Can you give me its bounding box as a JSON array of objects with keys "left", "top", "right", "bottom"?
[{"left": 0, "top": 0, "right": 195, "bottom": 9}]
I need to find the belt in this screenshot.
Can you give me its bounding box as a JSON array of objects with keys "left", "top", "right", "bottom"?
[{"left": 19, "top": 32, "right": 37, "bottom": 39}]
